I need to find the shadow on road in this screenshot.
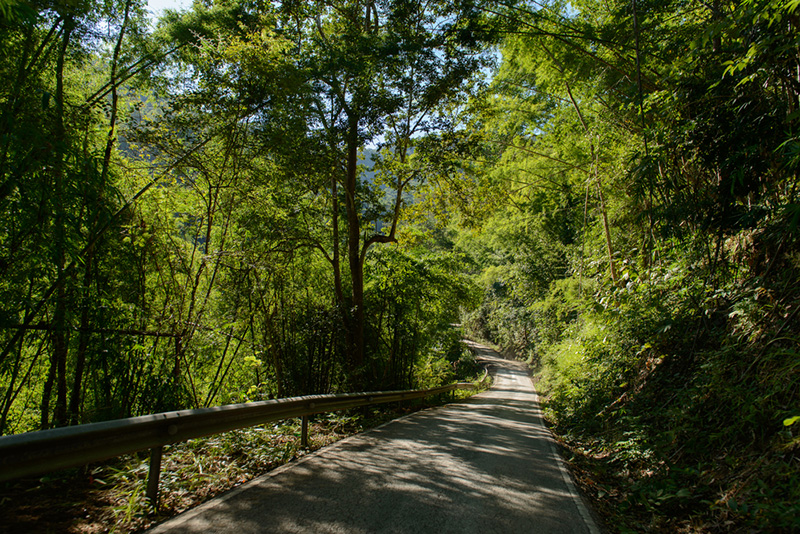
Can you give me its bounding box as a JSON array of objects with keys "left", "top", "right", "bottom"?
[{"left": 147, "top": 343, "right": 598, "bottom": 534}]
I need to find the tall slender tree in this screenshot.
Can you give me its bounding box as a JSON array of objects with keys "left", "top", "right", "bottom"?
[{"left": 266, "top": 0, "right": 495, "bottom": 378}]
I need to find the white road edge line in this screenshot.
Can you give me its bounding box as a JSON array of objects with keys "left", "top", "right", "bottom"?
[{"left": 529, "top": 377, "right": 602, "bottom": 534}]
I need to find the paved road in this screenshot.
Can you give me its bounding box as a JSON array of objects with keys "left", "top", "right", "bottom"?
[{"left": 148, "top": 342, "right": 601, "bottom": 534}]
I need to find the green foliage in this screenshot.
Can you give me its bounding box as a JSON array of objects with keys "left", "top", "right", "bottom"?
[
  {"left": 454, "top": 0, "right": 800, "bottom": 531},
  {"left": 460, "top": 206, "right": 577, "bottom": 362},
  {"left": 365, "top": 243, "right": 479, "bottom": 389},
  {"left": 0, "top": 0, "right": 503, "bottom": 438},
  {"left": 2, "top": 0, "right": 796, "bottom": 529},
  {"left": 527, "top": 245, "right": 800, "bottom": 531}
]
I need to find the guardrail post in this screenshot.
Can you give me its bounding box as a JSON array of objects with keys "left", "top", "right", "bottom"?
[
  {"left": 146, "top": 445, "right": 163, "bottom": 510},
  {"left": 300, "top": 415, "right": 309, "bottom": 448}
]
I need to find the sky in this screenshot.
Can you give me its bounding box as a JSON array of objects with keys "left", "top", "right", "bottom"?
[{"left": 146, "top": 0, "right": 192, "bottom": 20}]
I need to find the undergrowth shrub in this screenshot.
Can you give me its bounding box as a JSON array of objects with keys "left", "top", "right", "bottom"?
[{"left": 532, "top": 245, "right": 800, "bottom": 532}]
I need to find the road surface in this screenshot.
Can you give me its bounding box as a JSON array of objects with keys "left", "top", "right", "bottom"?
[{"left": 148, "top": 341, "right": 601, "bottom": 533}]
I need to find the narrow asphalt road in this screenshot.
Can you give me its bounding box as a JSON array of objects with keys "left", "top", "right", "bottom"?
[{"left": 148, "top": 341, "right": 601, "bottom": 534}]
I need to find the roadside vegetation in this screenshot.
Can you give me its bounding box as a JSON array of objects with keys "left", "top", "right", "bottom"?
[
  {"left": 0, "top": 0, "right": 489, "bottom": 435},
  {"left": 458, "top": 0, "right": 800, "bottom": 532}
]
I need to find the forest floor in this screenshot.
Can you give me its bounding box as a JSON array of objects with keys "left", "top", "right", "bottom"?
[{"left": 0, "top": 397, "right": 473, "bottom": 534}]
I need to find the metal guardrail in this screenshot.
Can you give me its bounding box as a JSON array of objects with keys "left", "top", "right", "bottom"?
[{"left": 0, "top": 382, "right": 477, "bottom": 506}]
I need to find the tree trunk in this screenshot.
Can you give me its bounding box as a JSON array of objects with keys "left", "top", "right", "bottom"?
[
  {"left": 344, "top": 120, "right": 365, "bottom": 372},
  {"left": 69, "top": 255, "right": 92, "bottom": 425},
  {"left": 51, "top": 17, "right": 75, "bottom": 428},
  {"left": 40, "top": 350, "right": 57, "bottom": 429},
  {"left": 69, "top": 0, "right": 131, "bottom": 425},
  {"left": 597, "top": 179, "right": 618, "bottom": 284}
]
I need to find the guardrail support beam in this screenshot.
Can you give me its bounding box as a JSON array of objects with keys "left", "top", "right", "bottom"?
[
  {"left": 300, "top": 416, "right": 309, "bottom": 448},
  {"left": 147, "top": 445, "right": 163, "bottom": 510},
  {"left": 0, "top": 382, "right": 475, "bottom": 484}
]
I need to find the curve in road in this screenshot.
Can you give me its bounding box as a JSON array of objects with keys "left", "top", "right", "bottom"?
[{"left": 148, "top": 341, "right": 601, "bottom": 534}]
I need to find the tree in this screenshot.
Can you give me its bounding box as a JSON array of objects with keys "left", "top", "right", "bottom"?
[
  {"left": 207, "top": 0, "right": 496, "bottom": 381},
  {"left": 0, "top": 0, "right": 155, "bottom": 430}
]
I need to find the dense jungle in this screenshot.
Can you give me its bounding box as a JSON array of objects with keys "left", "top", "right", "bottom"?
[{"left": 1, "top": 0, "right": 798, "bottom": 531}]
